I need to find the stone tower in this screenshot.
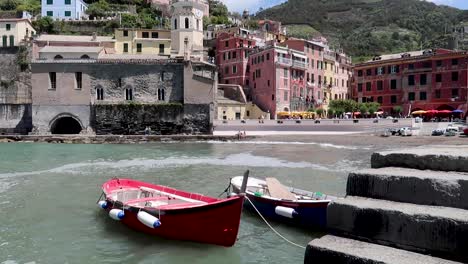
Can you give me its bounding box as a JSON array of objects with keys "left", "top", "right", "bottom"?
[{"left": 170, "top": 0, "right": 206, "bottom": 60}]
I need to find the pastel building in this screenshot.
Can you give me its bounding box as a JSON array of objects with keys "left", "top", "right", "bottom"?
[
  {"left": 0, "top": 16, "right": 35, "bottom": 47},
  {"left": 351, "top": 49, "right": 468, "bottom": 116},
  {"left": 114, "top": 28, "right": 171, "bottom": 56},
  {"left": 248, "top": 44, "right": 308, "bottom": 117},
  {"left": 41, "top": 0, "right": 88, "bottom": 20}
]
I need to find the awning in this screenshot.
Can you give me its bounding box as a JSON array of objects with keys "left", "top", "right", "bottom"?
[
  {"left": 292, "top": 53, "right": 307, "bottom": 59},
  {"left": 275, "top": 48, "right": 288, "bottom": 55}
]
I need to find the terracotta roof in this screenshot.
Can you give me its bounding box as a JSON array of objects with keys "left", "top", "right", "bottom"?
[{"left": 35, "top": 34, "right": 114, "bottom": 42}]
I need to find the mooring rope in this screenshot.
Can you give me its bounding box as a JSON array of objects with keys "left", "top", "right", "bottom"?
[{"left": 245, "top": 196, "right": 306, "bottom": 249}]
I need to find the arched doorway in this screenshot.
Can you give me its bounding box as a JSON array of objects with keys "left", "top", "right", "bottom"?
[{"left": 50, "top": 115, "right": 83, "bottom": 134}]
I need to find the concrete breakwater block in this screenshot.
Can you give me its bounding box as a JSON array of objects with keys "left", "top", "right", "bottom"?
[
  {"left": 371, "top": 146, "right": 468, "bottom": 172},
  {"left": 305, "top": 235, "right": 462, "bottom": 264},
  {"left": 347, "top": 168, "right": 468, "bottom": 209},
  {"left": 327, "top": 197, "right": 468, "bottom": 262}
]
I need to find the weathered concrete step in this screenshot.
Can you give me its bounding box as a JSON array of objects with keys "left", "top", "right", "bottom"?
[
  {"left": 305, "top": 235, "right": 461, "bottom": 264},
  {"left": 347, "top": 167, "right": 468, "bottom": 209},
  {"left": 371, "top": 146, "right": 468, "bottom": 172},
  {"left": 327, "top": 196, "right": 468, "bottom": 262}
]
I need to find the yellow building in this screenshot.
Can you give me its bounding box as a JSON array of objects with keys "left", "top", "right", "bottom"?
[
  {"left": 0, "top": 18, "right": 35, "bottom": 47},
  {"left": 114, "top": 28, "right": 171, "bottom": 56}
]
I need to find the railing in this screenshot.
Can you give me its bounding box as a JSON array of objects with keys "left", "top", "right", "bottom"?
[
  {"left": 276, "top": 57, "right": 292, "bottom": 66},
  {"left": 323, "top": 53, "right": 335, "bottom": 61},
  {"left": 292, "top": 60, "right": 308, "bottom": 69}
]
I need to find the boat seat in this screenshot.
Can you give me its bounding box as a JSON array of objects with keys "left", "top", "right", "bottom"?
[
  {"left": 265, "top": 177, "right": 297, "bottom": 200},
  {"left": 124, "top": 196, "right": 169, "bottom": 205}
]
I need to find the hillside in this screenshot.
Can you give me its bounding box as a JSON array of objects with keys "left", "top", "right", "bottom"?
[{"left": 257, "top": 0, "right": 466, "bottom": 61}]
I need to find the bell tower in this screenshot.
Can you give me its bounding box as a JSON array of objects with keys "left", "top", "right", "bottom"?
[{"left": 170, "top": 0, "right": 205, "bottom": 60}]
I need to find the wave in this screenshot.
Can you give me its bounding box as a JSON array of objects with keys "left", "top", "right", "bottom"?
[
  {"left": 164, "top": 140, "right": 370, "bottom": 150},
  {"left": 0, "top": 153, "right": 361, "bottom": 179}
]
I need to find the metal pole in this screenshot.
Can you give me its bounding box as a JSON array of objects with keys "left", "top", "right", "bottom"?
[{"left": 240, "top": 170, "right": 250, "bottom": 194}]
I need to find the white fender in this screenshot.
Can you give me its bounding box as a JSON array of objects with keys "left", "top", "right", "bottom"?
[
  {"left": 98, "top": 200, "right": 108, "bottom": 209},
  {"left": 275, "top": 206, "right": 298, "bottom": 219},
  {"left": 109, "top": 209, "right": 125, "bottom": 221},
  {"left": 137, "top": 211, "right": 161, "bottom": 228}
]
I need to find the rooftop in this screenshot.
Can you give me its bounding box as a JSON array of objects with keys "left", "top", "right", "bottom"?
[
  {"left": 39, "top": 46, "right": 104, "bottom": 53},
  {"left": 35, "top": 34, "right": 115, "bottom": 43}
]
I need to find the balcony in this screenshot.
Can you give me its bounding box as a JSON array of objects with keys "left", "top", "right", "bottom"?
[
  {"left": 292, "top": 60, "right": 308, "bottom": 70},
  {"left": 276, "top": 57, "right": 292, "bottom": 66},
  {"left": 323, "top": 53, "right": 335, "bottom": 61}
]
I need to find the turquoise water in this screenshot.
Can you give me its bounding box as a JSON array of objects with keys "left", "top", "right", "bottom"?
[{"left": 0, "top": 141, "right": 373, "bottom": 264}]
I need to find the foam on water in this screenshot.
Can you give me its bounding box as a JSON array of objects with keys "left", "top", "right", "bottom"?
[{"left": 0, "top": 153, "right": 360, "bottom": 179}]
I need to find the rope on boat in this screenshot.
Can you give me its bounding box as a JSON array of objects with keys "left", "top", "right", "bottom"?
[{"left": 245, "top": 196, "right": 306, "bottom": 250}]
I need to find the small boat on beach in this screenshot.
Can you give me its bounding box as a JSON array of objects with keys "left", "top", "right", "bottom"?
[
  {"left": 230, "top": 176, "right": 336, "bottom": 228},
  {"left": 97, "top": 178, "right": 245, "bottom": 247}
]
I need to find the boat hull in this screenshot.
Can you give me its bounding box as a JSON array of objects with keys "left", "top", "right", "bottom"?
[
  {"left": 100, "top": 179, "right": 244, "bottom": 247},
  {"left": 232, "top": 185, "right": 329, "bottom": 228}
]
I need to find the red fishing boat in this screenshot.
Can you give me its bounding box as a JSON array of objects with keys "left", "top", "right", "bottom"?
[{"left": 97, "top": 178, "right": 245, "bottom": 247}]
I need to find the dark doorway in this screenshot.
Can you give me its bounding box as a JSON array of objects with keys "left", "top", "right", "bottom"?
[{"left": 50, "top": 117, "right": 82, "bottom": 134}]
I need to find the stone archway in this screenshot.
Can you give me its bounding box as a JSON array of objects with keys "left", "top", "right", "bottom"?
[{"left": 49, "top": 114, "right": 83, "bottom": 134}]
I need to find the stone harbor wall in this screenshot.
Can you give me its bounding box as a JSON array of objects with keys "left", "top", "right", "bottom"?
[
  {"left": 0, "top": 47, "right": 32, "bottom": 134},
  {"left": 92, "top": 103, "right": 212, "bottom": 135}
]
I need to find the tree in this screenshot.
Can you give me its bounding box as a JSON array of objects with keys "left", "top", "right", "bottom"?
[
  {"left": 33, "top": 16, "right": 55, "bottom": 34},
  {"left": 86, "top": 0, "right": 110, "bottom": 19},
  {"left": 359, "top": 103, "right": 369, "bottom": 117},
  {"left": 393, "top": 106, "right": 403, "bottom": 115},
  {"left": 0, "top": 0, "right": 19, "bottom": 10},
  {"left": 16, "top": 0, "right": 41, "bottom": 15},
  {"left": 120, "top": 13, "right": 140, "bottom": 28},
  {"left": 316, "top": 108, "right": 324, "bottom": 117}
]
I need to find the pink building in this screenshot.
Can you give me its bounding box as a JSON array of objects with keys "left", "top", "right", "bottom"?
[
  {"left": 216, "top": 30, "right": 256, "bottom": 90},
  {"left": 248, "top": 44, "right": 308, "bottom": 117}
]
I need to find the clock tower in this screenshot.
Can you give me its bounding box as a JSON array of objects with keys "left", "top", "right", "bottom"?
[{"left": 170, "top": 0, "right": 206, "bottom": 60}]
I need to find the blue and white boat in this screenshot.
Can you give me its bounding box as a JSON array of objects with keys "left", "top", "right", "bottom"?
[{"left": 231, "top": 176, "right": 336, "bottom": 229}]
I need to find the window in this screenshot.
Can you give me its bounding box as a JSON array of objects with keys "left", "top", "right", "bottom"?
[
  {"left": 196, "top": 19, "right": 200, "bottom": 30},
  {"left": 452, "top": 59, "right": 458, "bottom": 66},
  {"left": 408, "top": 64, "right": 414, "bottom": 70},
  {"left": 96, "top": 88, "right": 104, "bottom": 100},
  {"left": 232, "top": 65, "right": 237, "bottom": 74},
  {"left": 366, "top": 82, "right": 371, "bottom": 91},
  {"left": 284, "top": 69, "right": 288, "bottom": 77},
  {"left": 137, "top": 43, "right": 142, "bottom": 53},
  {"left": 366, "top": 69, "right": 372, "bottom": 76},
  {"left": 408, "top": 75, "right": 415, "bottom": 86},
  {"left": 391, "top": 79, "right": 397, "bottom": 90},
  {"left": 158, "top": 88, "right": 165, "bottom": 101},
  {"left": 390, "top": 65, "right": 398, "bottom": 74},
  {"left": 266, "top": 53, "right": 270, "bottom": 60},
  {"left": 2, "top": 35, "right": 6, "bottom": 47},
  {"left": 185, "top": 18, "right": 189, "bottom": 29},
  {"left": 419, "top": 91, "right": 427, "bottom": 100},
  {"left": 377, "top": 80, "right": 383, "bottom": 90},
  {"left": 123, "top": 30, "right": 128, "bottom": 37},
  {"left": 54, "top": 54, "right": 63, "bottom": 60},
  {"left": 358, "top": 70, "right": 363, "bottom": 77},
  {"left": 47, "top": 0, "right": 53, "bottom": 4},
  {"left": 267, "top": 80, "right": 270, "bottom": 87},
  {"left": 80, "top": 54, "right": 90, "bottom": 59},
  {"left": 377, "top": 96, "right": 383, "bottom": 104},
  {"left": 118, "top": 78, "right": 122, "bottom": 87},
  {"left": 6, "top": 24, "right": 10, "bottom": 31},
  {"left": 49, "top": 72, "right": 56, "bottom": 90},
  {"left": 420, "top": 74, "right": 427, "bottom": 85},
  {"left": 125, "top": 88, "right": 133, "bottom": 101},
  {"left": 159, "top": 44, "right": 164, "bottom": 54},
  {"left": 224, "top": 67, "right": 229, "bottom": 74},
  {"left": 391, "top": 95, "right": 397, "bottom": 104},
  {"left": 272, "top": 94, "right": 275, "bottom": 101},
  {"left": 452, "top": 88, "right": 459, "bottom": 98},
  {"left": 284, "top": 91, "right": 288, "bottom": 101},
  {"left": 75, "top": 72, "right": 82, "bottom": 89},
  {"left": 228, "top": 52, "right": 231, "bottom": 60},
  {"left": 452, "top": 71, "right": 458, "bottom": 81},
  {"left": 435, "top": 90, "right": 441, "bottom": 99},
  {"left": 436, "top": 60, "right": 442, "bottom": 67},
  {"left": 318, "top": 75, "right": 321, "bottom": 84},
  {"left": 9, "top": 35, "right": 14, "bottom": 46},
  {"left": 46, "top": 11, "right": 53, "bottom": 16},
  {"left": 232, "top": 51, "right": 236, "bottom": 59},
  {"left": 65, "top": 11, "right": 71, "bottom": 17},
  {"left": 65, "top": 0, "right": 71, "bottom": 4},
  {"left": 358, "top": 83, "right": 363, "bottom": 92},
  {"left": 123, "top": 43, "right": 128, "bottom": 53},
  {"left": 377, "top": 67, "right": 384, "bottom": 75},
  {"left": 174, "top": 19, "right": 177, "bottom": 30},
  {"left": 151, "top": 32, "right": 159, "bottom": 38},
  {"left": 408, "top": 92, "right": 415, "bottom": 101},
  {"left": 142, "top": 32, "right": 149, "bottom": 38},
  {"left": 436, "top": 74, "right": 442, "bottom": 82}
]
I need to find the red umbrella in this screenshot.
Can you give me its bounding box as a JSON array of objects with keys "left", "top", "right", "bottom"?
[
  {"left": 426, "top": 110, "right": 438, "bottom": 114},
  {"left": 439, "top": 110, "right": 452, "bottom": 114}
]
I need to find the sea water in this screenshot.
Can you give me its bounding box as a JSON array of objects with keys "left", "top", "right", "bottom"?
[{"left": 0, "top": 141, "right": 375, "bottom": 264}]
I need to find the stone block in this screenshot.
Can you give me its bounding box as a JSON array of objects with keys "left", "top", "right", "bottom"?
[
  {"left": 347, "top": 168, "right": 468, "bottom": 209},
  {"left": 327, "top": 196, "right": 468, "bottom": 262},
  {"left": 371, "top": 146, "right": 468, "bottom": 172},
  {"left": 305, "top": 235, "right": 462, "bottom": 264}
]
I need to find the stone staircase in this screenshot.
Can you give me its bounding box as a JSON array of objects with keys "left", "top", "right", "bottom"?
[{"left": 305, "top": 146, "right": 468, "bottom": 264}]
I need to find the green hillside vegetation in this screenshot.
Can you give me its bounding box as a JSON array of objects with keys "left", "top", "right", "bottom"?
[
  {"left": 284, "top": 24, "right": 320, "bottom": 40},
  {"left": 257, "top": 0, "right": 466, "bottom": 62}
]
